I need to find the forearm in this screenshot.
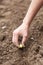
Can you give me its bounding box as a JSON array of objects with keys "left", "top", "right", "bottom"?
[{"left": 23, "top": 0, "right": 43, "bottom": 27}]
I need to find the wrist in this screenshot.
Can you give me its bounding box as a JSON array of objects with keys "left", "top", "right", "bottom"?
[{"left": 23, "top": 18, "right": 31, "bottom": 28}]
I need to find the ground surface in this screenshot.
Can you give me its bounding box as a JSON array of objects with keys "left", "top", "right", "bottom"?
[{"left": 0, "top": 0, "right": 43, "bottom": 65}]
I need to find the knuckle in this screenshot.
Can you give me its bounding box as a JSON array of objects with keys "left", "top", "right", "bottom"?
[
  {"left": 13, "top": 31, "right": 18, "bottom": 35},
  {"left": 13, "top": 31, "right": 15, "bottom": 34}
]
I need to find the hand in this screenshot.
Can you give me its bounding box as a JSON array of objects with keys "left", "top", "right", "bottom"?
[{"left": 12, "top": 23, "right": 29, "bottom": 47}]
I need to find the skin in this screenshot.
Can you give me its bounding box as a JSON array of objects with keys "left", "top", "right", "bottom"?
[{"left": 12, "top": 0, "right": 43, "bottom": 47}]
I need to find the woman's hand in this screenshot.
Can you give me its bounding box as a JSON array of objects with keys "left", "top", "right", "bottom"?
[{"left": 12, "top": 23, "right": 29, "bottom": 47}]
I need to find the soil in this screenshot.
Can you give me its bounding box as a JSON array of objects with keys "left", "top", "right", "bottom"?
[{"left": 0, "top": 0, "right": 43, "bottom": 65}]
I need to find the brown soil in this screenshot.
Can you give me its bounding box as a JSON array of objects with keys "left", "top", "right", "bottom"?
[{"left": 0, "top": 0, "right": 43, "bottom": 65}]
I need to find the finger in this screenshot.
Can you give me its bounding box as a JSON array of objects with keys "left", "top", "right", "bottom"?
[
  {"left": 22, "top": 36, "right": 27, "bottom": 45},
  {"left": 12, "top": 33, "right": 19, "bottom": 47},
  {"left": 15, "top": 36, "right": 19, "bottom": 47}
]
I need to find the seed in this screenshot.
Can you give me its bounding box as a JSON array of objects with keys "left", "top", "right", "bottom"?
[{"left": 18, "top": 44, "right": 25, "bottom": 49}]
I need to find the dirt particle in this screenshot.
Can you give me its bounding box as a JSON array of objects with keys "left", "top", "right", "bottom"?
[
  {"left": 2, "top": 25, "right": 6, "bottom": 29},
  {"left": 0, "top": 57, "right": 3, "bottom": 60},
  {"left": 2, "top": 51, "right": 7, "bottom": 55},
  {"left": 9, "top": 50, "right": 13, "bottom": 53},
  {"left": 7, "top": 57, "right": 10, "bottom": 60}
]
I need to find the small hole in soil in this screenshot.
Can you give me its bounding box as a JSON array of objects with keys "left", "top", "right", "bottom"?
[
  {"left": 35, "top": 46, "right": 40, "bottom": 53},
  {"left": 0, "top": 34, "right": 6, "bottom": 41},
  {"left": 39, "top": 26, "right": 43, "bottom": 32},
  {"left": 41, "top": 53, "right": 43, "bottom": 57},
  {"left": 0, "top": 15, "right": 5, "bottom": 18}
]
